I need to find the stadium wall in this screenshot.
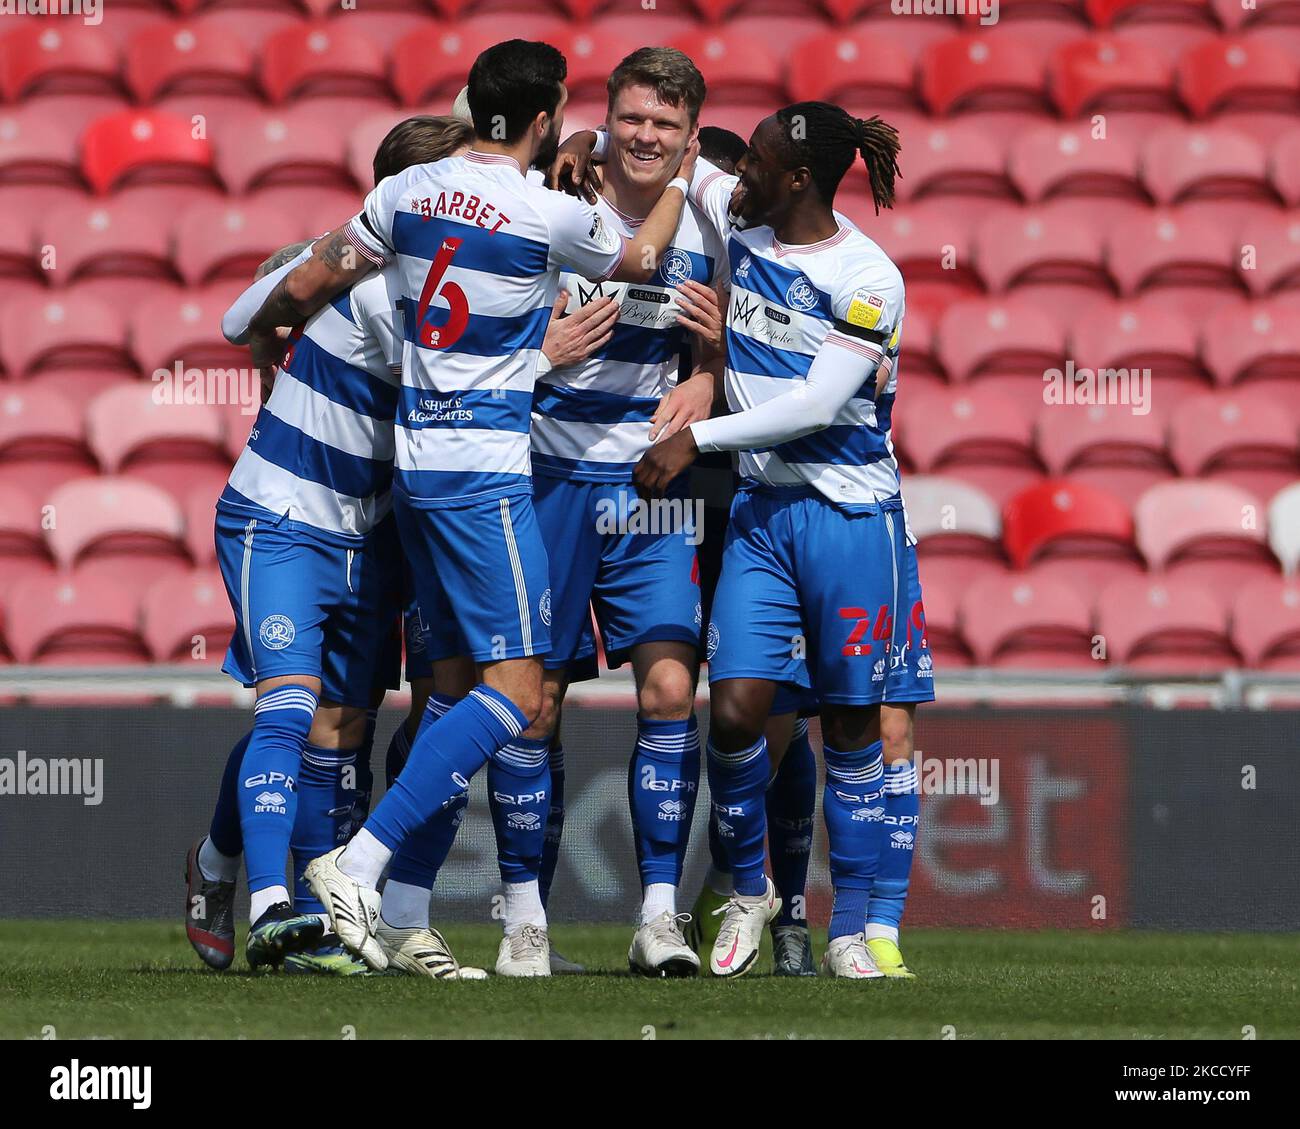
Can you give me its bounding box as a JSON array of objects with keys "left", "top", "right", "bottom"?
[{"left": 1, "top": 706, "right": 1297, "bottom": 931}]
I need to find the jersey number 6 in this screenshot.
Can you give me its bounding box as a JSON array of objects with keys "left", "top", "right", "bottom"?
[{"left": 416, "top": 236, "right": 468, "bottom": 349}]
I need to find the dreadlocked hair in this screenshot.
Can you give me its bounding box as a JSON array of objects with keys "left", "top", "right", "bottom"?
[{"left": 774, "top": 102, "right": 901, "bottom": 214}]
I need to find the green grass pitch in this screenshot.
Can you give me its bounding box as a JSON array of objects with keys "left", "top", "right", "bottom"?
[{"left": 2, "top": 922, "right": 1297, "bottom": 1040}]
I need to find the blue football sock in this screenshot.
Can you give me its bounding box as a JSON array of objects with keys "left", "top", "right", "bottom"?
[
  {"left": 488, "top": 735, "right": 551, "bottom": 884},
  {"left": 368, "top": 685, "right": 523, "bottom": 852},
  {"left": 385, "top": 693, "right": 467, "bottom": 891},
  {"left": 208, "top": 733, "right": 249, "bottom": 858},
  {"left": 628, "top": 716, "right": 701, "bottom": 888},
  {"left": 822, "top": 739, "right": 886, "bottom": 942},
  {"left": 767, "top": 718, "right": 816, "bottom": 928},
  {"left": 867, "top": 758, "right": 919, "bottom": 937},
  {"left": 539, "top": 740, "right": 565, "bottom": 908},
  {"left": 829, "top": 886, "right": 872, "bottom": 941},
  {"left": 706, "top": 735, "right": 769, "bottom": 896},
  {"left": 291, "top": 744, "right": 357, "bottom": 915},
  {"left": 239, "top": 684, "right": 318, "bottom": 899}
]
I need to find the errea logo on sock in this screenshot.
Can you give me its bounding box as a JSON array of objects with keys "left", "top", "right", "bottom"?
[{"left": 50, "top": 1060, "right": 151, "bottom": 1110}]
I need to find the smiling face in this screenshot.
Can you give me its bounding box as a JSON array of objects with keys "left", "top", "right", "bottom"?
[
  {"left": 605, "top": 82, "right": 695, "bottom": 191},
  {"left": 736, "top": 115, "right": 802, "bottom": 228}
]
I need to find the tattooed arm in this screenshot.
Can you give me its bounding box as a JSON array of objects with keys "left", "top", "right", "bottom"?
[{"left": 245, "top": 227, "right": 375, "bottom": 370}]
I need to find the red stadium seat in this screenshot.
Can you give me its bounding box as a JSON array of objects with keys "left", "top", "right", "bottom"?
[
  {"left": 182, "top": 479, "right": 222, "bottom": 566},
  {"left": 1008, "top": 123, "right": 1143, "bottom": 202},
  {"left": 214, "top": 107, "right": 355, "bottom": 195},
  {"left": 895, "top": 119, "right": 1016, "bottom": 202},
  {"left": 1096, "top": 574, "right": 1237, "bottom": 673},
  {"left": 129, "top": 285, "right": 250, "bottom": 377},
  {"left": 908, "top": 555, "right": 970, "bottom": 667},
  {"left": 44, "top": 476, "right": 191, "bottom": 602},
  {"left": 959, "top": 573, "right": 1096, "bottom": 668},
  {"left": 556, "top": 28, "right": 642, "bottom": 103},
  {"left": 391, "top": 25, "right": 503, "bottom": 106},
  {"left": 124, "top": 22, "right": 257, "bottom": 103},
  {"left": 898, "top": 386, "right": 1042, "bottom": 506},
  {"left": 1237, "top": 211, "right": 1300, "bottom": 296},
  {"left": 44, "top": 475, "right": 186, "bottom": 566},
  {"left": 1002, "top": 478, "right": 1135, "bottom": 567},
  {"left": 724, "top": 15, "right": 851, "bottom": 66},
  {"left": 787, "top": 29, "right": 918, "bottom": 109},
  {"left": 85, "top": 382, "right": 227, "bottom": 474},
  {"left": 1048, "top": 34, "right": 1177, "bottom": 117},
  {"left": 260, "top": 21, "right": 391, "bottom": 105},
  {"left": 0, "top": 292, "right": 132, "bottom": 378},
  {"left": 1201, "top": 301, "right": 1300, "bottom": 388},
  {"left": 1232, "top": 577, "right": 1300, "bottom": 671},
  {"left": 868, "top": 202, "right": 982, "bottom": 293},
  {"left": 1104, "top": 209, "right": 1240, "bottom": 295},
  {"left": 1086, "top": 0, "right": 1218, "bottom": 26},
  {"left": 1069, "top": 297, "right": 1206, "bottom": 386},
  {"left": 193, "top": 7, "right": 302, "bottom": 50},
  {"left": 919, "top": 34, "right": 1050, "bottom": 115},
  {"left": 1134, "top": 479, "right": 1277, "bottom": 589},
  {"left": 1176, "top": 36, "right": 1300, "bottom": 118},
  {"left": 5, "top": 573, "right": 147, "bottom": 666},
  {"left": 0, "top": 104, "right": 83, "bottom": 187},
  {"left": 1271, "top": 128, "right": 1300, "bottom": 206},
  {"left": 0, "top": 21, "right": 122, "bottom": 102},
  {"left": 81, "top": 109, "right": 217, "bottom": 195},
  {"left": 1167, "top": 390, "right": 1298, "bottom": 504},
  {"left": 173, "top": 199, "right": 301, "bottom": 286},
  {"left": 346, "top": 110, "right": 410, "bottom": 190},
  {"left": 672, "top": 31, "right": 784, "bottom": 105},
  {"left": 935, "top": 297, "right": 1066, "bottom": 383},
  {"left": 0, "top": 385, "right": 96, "bottom": 503},
  {"left": 1140, "top": 125, "right": 1272, "bottom": 205},
  {"left": 1035, "top": 400, "right": 1174, "bottom": 507},
  {"left": 0, "top": 209, "right": 37, "bottom": 280},
  {"left": 0, "top": 479, "right": 53, "bottom": 593},
  {"left": 902, "top": 474, "right": 1004, "bottom": 557},
  {"left": 141, "top": 567, "right": 234, "bottom": 664},
  {"left": 37, "top": 198, "right": 176, "bottom": 285},
  {"left": 973, "top": 205, "right": 1111, "bottom": 292}
]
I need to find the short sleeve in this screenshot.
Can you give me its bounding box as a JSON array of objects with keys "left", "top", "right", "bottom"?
[
  {"left": 689, "top": 157, "right": 739, "bottom": 241},
  {"left": 831, "top": 254, "right": 905, "bottom": 350},
  {"left": 542, "top": 192, "right": 625, "bottom": 281},
  {"left": 343, "top": 172, "right": 406, "bottom": 269}
]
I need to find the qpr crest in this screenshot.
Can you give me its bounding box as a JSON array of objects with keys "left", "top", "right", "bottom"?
[
  {"left": 258, "top": 614, "right": 295, "bottom": 650},
  {"left": 539, "top": 588, "right": 552, "bottom": 627},
  {"left": 785, "top": 274, "right": 818, "bottom": 312},
  {"left": 660, "top": 248, "right": 693, "bottom": 287},
  {"left": 706, "top": 622, "right": 720, "bottom": 660}
]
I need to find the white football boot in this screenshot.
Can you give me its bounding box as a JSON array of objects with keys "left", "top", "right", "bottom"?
[
  {"left": 628, "top": 911, "right": 700, "bottom": 978},
  {"left": 495, "top": 923, "right": 551, "bottom": 977},
  {"left": 303, "top": 846, "right": 387, "bottom": 971},
  {"left": 709, "top": 876, "right": 781, "bottom": 978},
  {"left": 820, "top": 932, "right": 886, "bottom": 980},
  {"left": 377, "top": 921, "right": 487, "bottom": 980}
]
